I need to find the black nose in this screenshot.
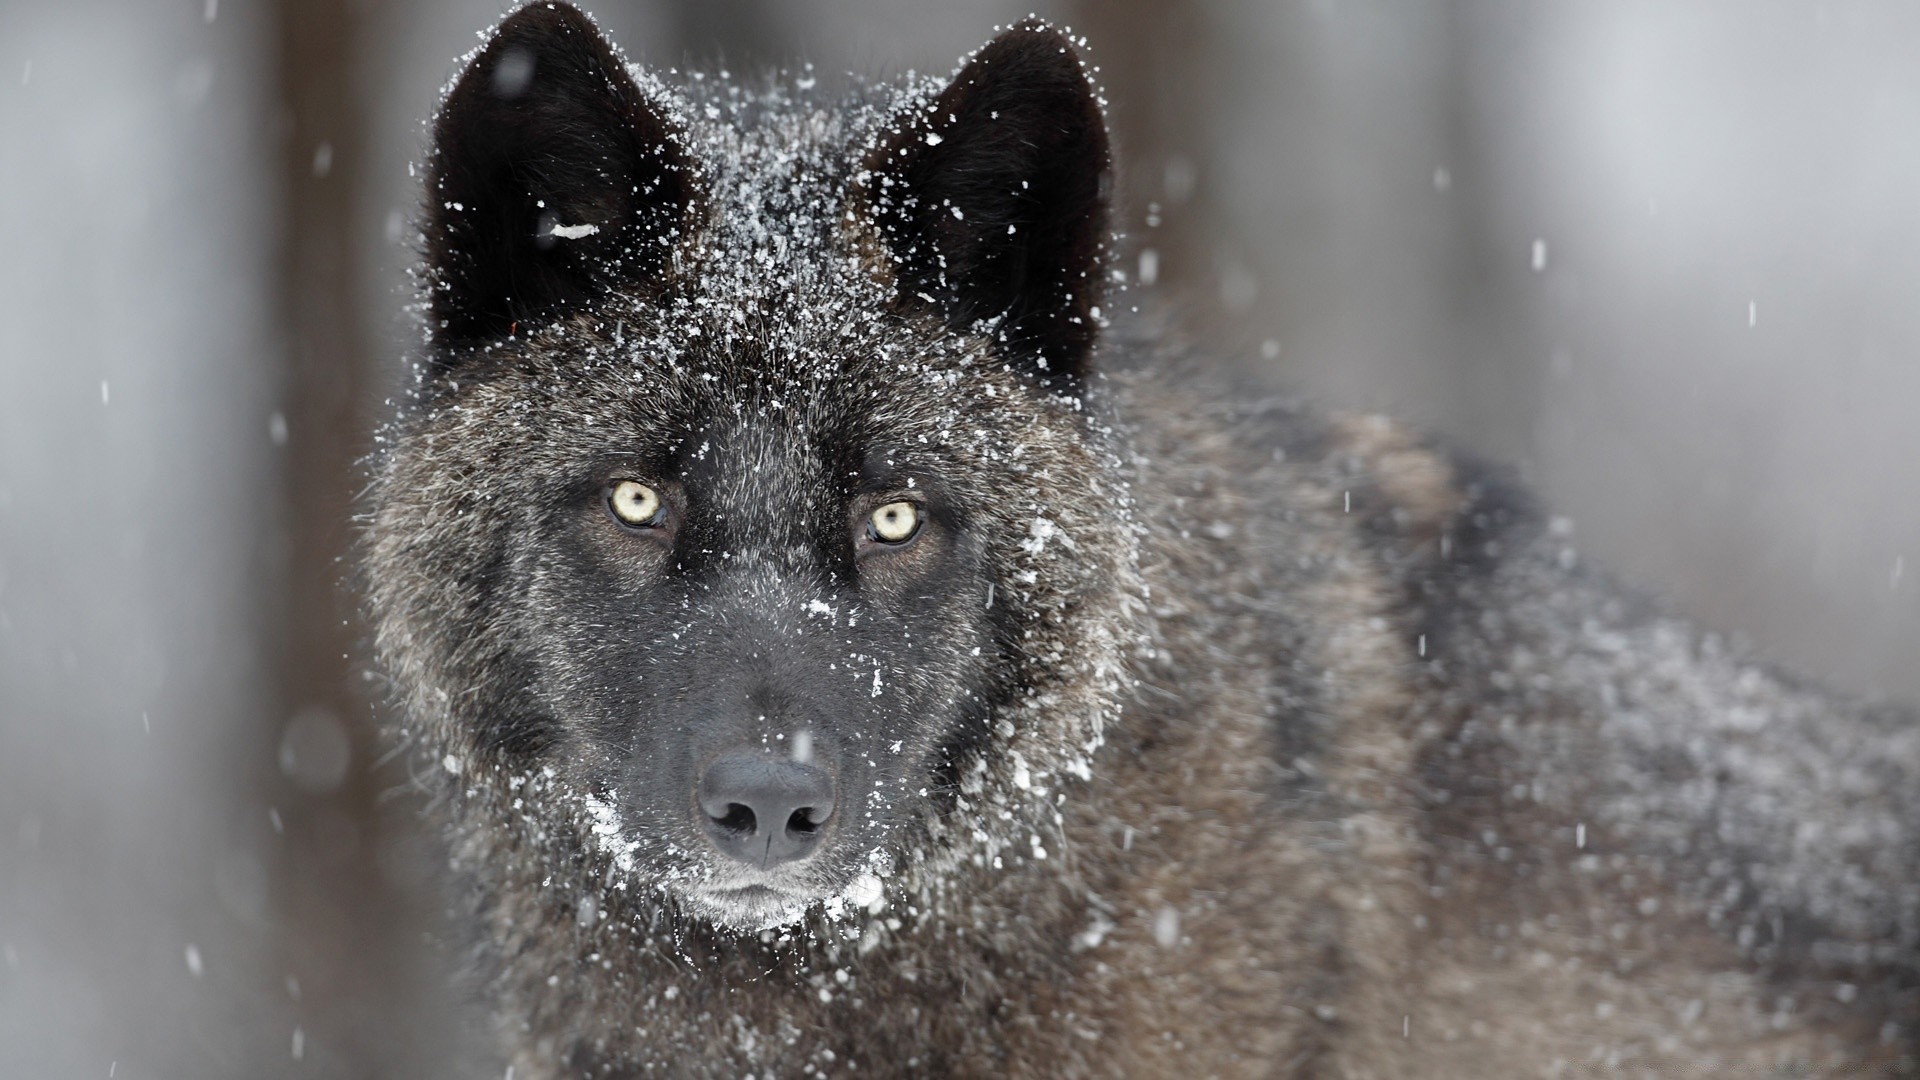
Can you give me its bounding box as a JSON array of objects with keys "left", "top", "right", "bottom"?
[{"left": 697, "top": 755, "right": 837, "bottom": 868}]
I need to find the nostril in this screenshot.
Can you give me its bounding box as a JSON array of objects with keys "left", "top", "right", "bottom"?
[
  {"left": 713, "top": 803, "right": 756, "bottom": 836},
  {"left": 785, "top": 806, "right": 826, "bottom": 836}
]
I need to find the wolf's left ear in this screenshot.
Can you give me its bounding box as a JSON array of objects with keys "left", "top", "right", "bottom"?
[
  {"left": 858, "top": 21, "right": 1112, "bottom": 389},
  {"left": 424, "top": 2, "right": 700, "bottom": 349}
]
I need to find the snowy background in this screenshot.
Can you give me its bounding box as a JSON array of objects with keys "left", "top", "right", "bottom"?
[{"left": 2, "top": 0, "right": 1916, "bottom": 1075}]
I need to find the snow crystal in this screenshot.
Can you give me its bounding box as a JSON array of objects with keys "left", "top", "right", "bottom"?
[
  {"left": 1153, "top": 906, "right": 1180, "bottom": 948},
  {"left": 491, "top": 46, "right": 535, "bottom": 99},
  {"left": 843, "top": 872, "right": 883, "bottom": 911},
  {"left": 583, "top": 793, "right": 639, "bottom": 874},
  {"left": 548, "top": 222, "right": 601, "bottom": 240},
  {"left": 1074, "top": 912, "right": 1115, "bottom": 950},
  {"left": 1137, "top": 248, "right": 1159, "bottom": 286},
  {"left": 1020, "top": 515, "right": 1059, "bottom": 556}
]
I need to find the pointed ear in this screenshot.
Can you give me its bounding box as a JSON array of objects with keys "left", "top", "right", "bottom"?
[
  {"left": 857, "top": 21, "right": 1112, "bottom": 389},
  {"left": 424, "top": 2, "right": 700, "bottom": 348}
]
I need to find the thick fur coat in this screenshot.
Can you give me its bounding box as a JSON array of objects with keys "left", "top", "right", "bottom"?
[{"left": 364, "top": 5, "right": 1920, "bottom": 1075}]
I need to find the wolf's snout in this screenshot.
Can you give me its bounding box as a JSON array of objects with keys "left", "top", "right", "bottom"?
[{"left": 697, "top": 755, "right": 837, "bottom": 867}]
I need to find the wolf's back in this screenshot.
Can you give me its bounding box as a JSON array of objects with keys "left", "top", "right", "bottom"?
[
  {"left": 1427, "top": 492, "right": 1920, "bottom": 991},
  {"left": 1113, "top": 357, "right": 1920, "bottom": 1065}
]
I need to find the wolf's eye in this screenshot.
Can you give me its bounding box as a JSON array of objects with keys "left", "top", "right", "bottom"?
[
  {"left": 606, "top": 480, "right": 663, "bottom": 527},
  {"left": 866, "top": 501, "right": 921, "bottom": 544}
]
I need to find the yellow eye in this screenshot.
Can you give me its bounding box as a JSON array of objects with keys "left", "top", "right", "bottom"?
[
  {"left": 867, "top": 501, "right": 920, "bottom": 544},
  {"left": 607, "top": 480, "right": 662, "bottom": 527}
]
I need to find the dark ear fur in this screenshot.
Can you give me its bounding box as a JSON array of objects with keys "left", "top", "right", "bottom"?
[
  {"left": 425, "top": 2, "right": 699, "bottom": 349},
  {"left": 859, "top": 21, "right": 1112, "bottom": 389}
]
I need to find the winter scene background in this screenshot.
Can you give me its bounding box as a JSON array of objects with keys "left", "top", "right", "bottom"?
[{"left": 3, "top": 0, "right": 1917, "bottom": 1075}]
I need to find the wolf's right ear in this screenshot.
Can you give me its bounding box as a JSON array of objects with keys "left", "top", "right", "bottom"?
[{"left": 424, "top": 2, "right": 699, "bottom": 349}]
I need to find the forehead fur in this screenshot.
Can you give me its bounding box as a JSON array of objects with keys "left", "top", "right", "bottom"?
[{"left": 630, "top": 71, "right": 909, "bottom": 337}]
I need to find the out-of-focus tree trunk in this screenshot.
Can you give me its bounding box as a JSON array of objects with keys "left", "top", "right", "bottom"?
[
  {"left": 1067, "top": 0, "right": 1216, "bottom": 304},
  {"left": 268, "top": 0, "right": 427, "bottom": 1073},
  {"left": 1431, "top": 3, "right": 1545, "bottom": 465},
  {"left": 662, "top": 0, "right": 785, "bottom": 67}
]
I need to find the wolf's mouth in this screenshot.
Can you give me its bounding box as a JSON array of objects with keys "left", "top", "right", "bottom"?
[
  {"left": 703, "top": 883, "right": 797, "bottom": 904},
  {"left": 686, "top": 882, "right": 815, "bottom": 929}
]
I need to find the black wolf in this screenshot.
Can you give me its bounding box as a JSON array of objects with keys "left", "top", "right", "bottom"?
[{"left": 365, "top": 4, "right": 1920, "bottom": 1075}]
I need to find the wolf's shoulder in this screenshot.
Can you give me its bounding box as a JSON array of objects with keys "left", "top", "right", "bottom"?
[{"left": 1104, "top": 348, "right": 1531, "bottom": 581}]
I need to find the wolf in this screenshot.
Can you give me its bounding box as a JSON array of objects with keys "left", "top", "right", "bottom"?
[{"left": 363, "top": 3, "right": 1920, "bottom": 1076}]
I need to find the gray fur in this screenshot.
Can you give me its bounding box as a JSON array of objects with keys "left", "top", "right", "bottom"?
[{"left": 364, "top": 6, "right": 1919, "bottom": 1076}]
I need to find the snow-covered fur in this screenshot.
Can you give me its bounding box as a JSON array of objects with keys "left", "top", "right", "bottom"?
[{"left": 364, "top": 4, "right": 1919, "bottom": 1075}]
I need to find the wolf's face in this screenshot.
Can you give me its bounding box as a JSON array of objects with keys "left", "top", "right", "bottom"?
[
  {"left": 370, "top": 4, "right": 1127, "bottom": 930},
  {"left": 422, "top": 322, "right": 1066, "bottom": 928}
]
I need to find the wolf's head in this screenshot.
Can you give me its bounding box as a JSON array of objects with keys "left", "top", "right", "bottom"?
[{"left": 368, "top": 2, "right": 1138, "bottom": 932}]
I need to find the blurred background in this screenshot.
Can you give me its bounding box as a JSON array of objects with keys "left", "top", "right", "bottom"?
[{"left": 3, "top": 0, "right": 1916, "bottom": 1075}]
